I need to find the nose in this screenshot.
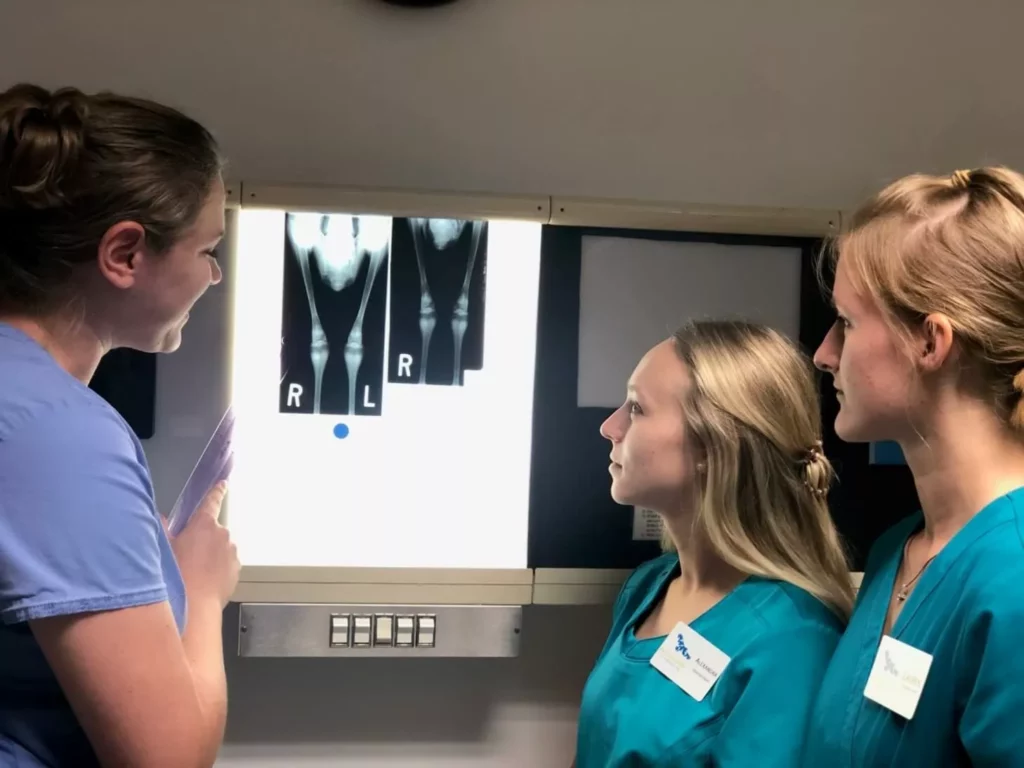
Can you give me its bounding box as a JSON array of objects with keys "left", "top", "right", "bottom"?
[
  {"left": 600, "top": 406, "right": 626, "bottom": 442},
  {"left": 210, "top": 258, "right": 223, "bottom": 286},
  {"left": 813, "top": 325, "right": 839, "bottom": 374}
]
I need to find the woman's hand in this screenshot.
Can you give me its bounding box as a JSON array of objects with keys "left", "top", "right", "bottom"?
[{"left": 169, "top": 483, "right": 240, "bottom": 609}]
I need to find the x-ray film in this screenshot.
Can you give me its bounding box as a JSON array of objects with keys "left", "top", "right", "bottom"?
[
  {"left": 166, "top": 406, "right": 235, "bottom": 537},
  {"left": 279, "top": 213, "right": 390, "bottom": 415},
  {"left": 388, "top": 217, "right": 487, "bottom": 386},
  {"left": 229, "top": 211, "right": 540, "bottom": 569}
]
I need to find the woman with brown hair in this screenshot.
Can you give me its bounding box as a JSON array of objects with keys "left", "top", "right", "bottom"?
[{"left": 0, "top": 83, "right": 238, "bottom": 767}]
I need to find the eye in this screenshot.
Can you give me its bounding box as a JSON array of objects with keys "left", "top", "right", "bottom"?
[
  {"left": 204, "top": 248, "right": 220, "bottom": 260},
  {"left": 628, "top": 399, "right": 643, "bottom": 416}
]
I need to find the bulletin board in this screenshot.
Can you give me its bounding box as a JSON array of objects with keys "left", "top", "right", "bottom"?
[{"left": 527, "top": 224, "right": 920, "bottom": 572}]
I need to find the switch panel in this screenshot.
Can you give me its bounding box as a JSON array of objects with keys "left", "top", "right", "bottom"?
[
  {"left": 329, "top": 614, "right": 351, "bottom": 647},
  {"left": 240, "top": 604, "right": 520, "bottom": 658},
  {"left": 352, "top": 615, "right": 373, "bottom": 647},
  {"left": 374, "top": 614, "right": 394, "bottom": 646},
  {"left": 395, "top": 615, "right": 415, "bottom": 647},
  {"left": 416, "top": 614, "right": 436, "bottom": 647}
]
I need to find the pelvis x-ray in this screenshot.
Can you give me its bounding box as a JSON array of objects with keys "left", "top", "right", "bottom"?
[
  {"left": 279, "top": 213, "right": 390, "bottom": 416},
  {"left": 388, "top": 217, "right": 488, "bottom": 386}
]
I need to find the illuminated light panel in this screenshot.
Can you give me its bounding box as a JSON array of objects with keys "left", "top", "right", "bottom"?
[{"left": 228, "top": 210, "right": 541, "bottom": 568}]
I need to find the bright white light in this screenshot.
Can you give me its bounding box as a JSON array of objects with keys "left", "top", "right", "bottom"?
[{"left": 228, "top": 210, "right": 541, "bottom": 568}]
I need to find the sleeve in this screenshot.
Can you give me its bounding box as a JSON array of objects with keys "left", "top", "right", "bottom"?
[
  {"left": 0, "top": 402, "right": 168, "bottom": 624},
  {"left": 700, "top": 624, "right": 840, "bottom": 768},
  {"left": 957, "top": 596, "right": 1024, "bottom": 765}
]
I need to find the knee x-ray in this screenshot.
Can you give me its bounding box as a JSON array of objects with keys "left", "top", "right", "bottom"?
[
  {"left": 279, "top": 213, "right": 390, "bottom": 416},
  {"left": 388, "top": 218, "right": 487, "bottom": 387},
  {"left": 231, "top": 208, "right": 539, "bottom": 570}
]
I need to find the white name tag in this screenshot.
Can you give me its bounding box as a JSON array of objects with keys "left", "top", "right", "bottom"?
[
  {"left": 650, "top": 621, "right": 731, "bottom": 701},
  {"left": 863, "top": 635, "right": 934, "bottom": 720}
]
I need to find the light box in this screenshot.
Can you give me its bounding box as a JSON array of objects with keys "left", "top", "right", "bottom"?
[{"left": 228, "top": 209, "right": 542, "bottom": 571}]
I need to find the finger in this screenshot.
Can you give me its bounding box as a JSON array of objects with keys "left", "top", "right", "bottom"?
[{"left": 196, "top": 481, "right": 228, "bottom": 519}]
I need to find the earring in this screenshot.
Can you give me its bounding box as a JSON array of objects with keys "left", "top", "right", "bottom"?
[{"left": 696, "top": 461, "right": 707, "bottom": 473}]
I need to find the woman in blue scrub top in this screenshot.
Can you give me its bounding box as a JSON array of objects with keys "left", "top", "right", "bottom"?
[
  {"left": 802, "top": 166, "right": 1024, "bottom": 767},
  {"left": 0, "top": 84, "right": 239, "bottom": 766},
  {"left": 574, "top": 320, "right": 857, "bottom": 767}
]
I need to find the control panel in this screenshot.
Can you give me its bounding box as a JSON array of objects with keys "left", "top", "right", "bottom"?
[
  {"left": 237, "top": 603, "right": 521, "bottom": 658},
  {"left": 328, "top": 612, "right": 435, "bottom": 649}
]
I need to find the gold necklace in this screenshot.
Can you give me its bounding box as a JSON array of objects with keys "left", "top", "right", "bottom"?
[{"left": 895, "top": 533, "right": 938, "bottom": 602}]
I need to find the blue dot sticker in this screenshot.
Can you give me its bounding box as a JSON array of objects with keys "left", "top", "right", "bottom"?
[{"left": 333, "top": 423, "right": 350, "bottom": 439}]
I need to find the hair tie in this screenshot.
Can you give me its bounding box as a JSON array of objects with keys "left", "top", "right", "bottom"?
[
  {"left": 951, "top": 169, "right": 972, "bottom": 189},
  {"left": 802, "top": 440, "right": 824, "bottom": 465},
  {"left": 802, "top": 440, "right": 829, "bottom": 497},
  {"left": 1013, "top": 368, "right": 1024, "bottom": 394}
]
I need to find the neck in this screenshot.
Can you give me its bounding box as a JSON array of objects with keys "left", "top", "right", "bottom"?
[
  {"left": 903, "top": 399, "right": 1024, "bottom": 545},
  {"left": 660, "top": 509, "right": 746, "bottom": 597},
  {"left": 0, "top": 312, "right": 108, "bottom": 383}
]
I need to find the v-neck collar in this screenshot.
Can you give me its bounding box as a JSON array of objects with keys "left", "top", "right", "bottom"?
[
  {"left": 619, "top": 557, "right": 753, "bottom": 662},
  {"left": 881, "top": 489, "right": 1021, "bottom": 640}
]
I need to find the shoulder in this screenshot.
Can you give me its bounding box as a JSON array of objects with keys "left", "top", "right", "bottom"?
[
  {"left": 2, "top": 391, "right": 140, "bottom": 465},
  {"left": 728, "top": 578, "right": 843, "bottom": 651},
  {"left": 0, "top": 325, "right": 133, "bottom": 447},
  {"left": 616, "top": 554, "right": 676, "bottom": 608},
  {"left": 605, "top": 553, "right": 677, "bottom": 630},
  {"left": 1004, "top": 486, "right": 1024, "bottom": 550},
  {"left": 954, "top": 489, "right": 1024, "bottom": 610},
  {"left": 711, "top": 580, "right": 843, "bottom": 687}
]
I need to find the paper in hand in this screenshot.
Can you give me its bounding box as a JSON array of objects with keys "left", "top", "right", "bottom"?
[{"left": 166, "top": 406, "right": 235, "bottom": 537}]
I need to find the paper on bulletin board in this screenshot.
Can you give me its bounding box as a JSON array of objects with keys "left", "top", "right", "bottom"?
[
  {"left": 576, "top": 236, "right": 802, "bottom": 409},
  {"left": 632, "top": 507, "right": 664, "bottom": 541}
]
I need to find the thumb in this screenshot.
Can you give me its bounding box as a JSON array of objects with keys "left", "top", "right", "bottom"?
[{"left": 197, "top": 481, "right": 228, "bottom": 520}]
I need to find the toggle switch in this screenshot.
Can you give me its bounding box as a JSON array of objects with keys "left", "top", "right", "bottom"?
[
  {"left": 416, "top": 614, "right": 436, "bottom": 648},
  {"left": 374, "top": 614, "right": 394, "bottom": 646},
  {"left": 352, "top": 615, "right": 373, "bottom": 647},
  {"left": 329, "top": 614, "right": 351, "bottom": 647},
  {"left": 395, "top": 615, "right": 415, "bottom": 647}
]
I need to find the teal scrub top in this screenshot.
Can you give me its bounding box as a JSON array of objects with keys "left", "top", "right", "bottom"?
[
  {"left": 801, "top": 487, "right": 1024, "bottom": 767},
  {"left": 576, "top": 552, "right": 844, "bottom": 767}
]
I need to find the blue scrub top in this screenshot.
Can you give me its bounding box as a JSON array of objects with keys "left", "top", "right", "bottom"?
[
  {"left": 0, "top": 324, "right": 187, "bottom": 767},
  {"left": 576, "top": 552, "right": 844, "bottom": 767},
  {"left": 801, "top": 487, "right": 1024, "bottom": 767}
]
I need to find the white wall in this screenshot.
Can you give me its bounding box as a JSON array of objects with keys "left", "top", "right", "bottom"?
[
  {"left": 2, "top": 0, "right": 1022, "bottom": 212},
  {"left": 3, "top": 1, "right": 1018, "bottom": 763}
]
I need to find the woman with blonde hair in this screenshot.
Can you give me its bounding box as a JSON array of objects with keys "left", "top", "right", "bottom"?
[
  {"left": 802, "top": 167, "right": 1024, "bottom": 766},
  {"left": 574, "top": 319, "right": 854, "bottom": 766}
]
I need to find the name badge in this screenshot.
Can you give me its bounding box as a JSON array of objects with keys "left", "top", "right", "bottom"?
[
  {"left": 650, "top": 621, "right": 731, "bottom": 701},
  {"left": 863, "top": 635, "right": 934, "bottom": 720}
]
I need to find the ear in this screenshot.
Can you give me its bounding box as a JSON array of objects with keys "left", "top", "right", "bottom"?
[
  {"left": 96, "top": 221, "right": 148, "bottom": 289},
  {"left": 916, "top": 313, "right": 955, "bottom": 373}
]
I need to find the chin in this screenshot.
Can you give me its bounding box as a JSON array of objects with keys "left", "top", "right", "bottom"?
[
  {"left": 834, "top": 409, "right": 887, "bottom": 444},
  {"left": 608, "top": 482, "right": 633, "bottom": 508},
  {"left": 158, "top": 334, "right": 184, "bottom": 354},
  {"left": 150, "top": 322, "right": 187, "bottom": 354}
]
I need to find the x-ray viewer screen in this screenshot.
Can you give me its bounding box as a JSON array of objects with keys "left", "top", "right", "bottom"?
[{"left": 229, "top": 210, "right": 541, "bottom": 568}]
